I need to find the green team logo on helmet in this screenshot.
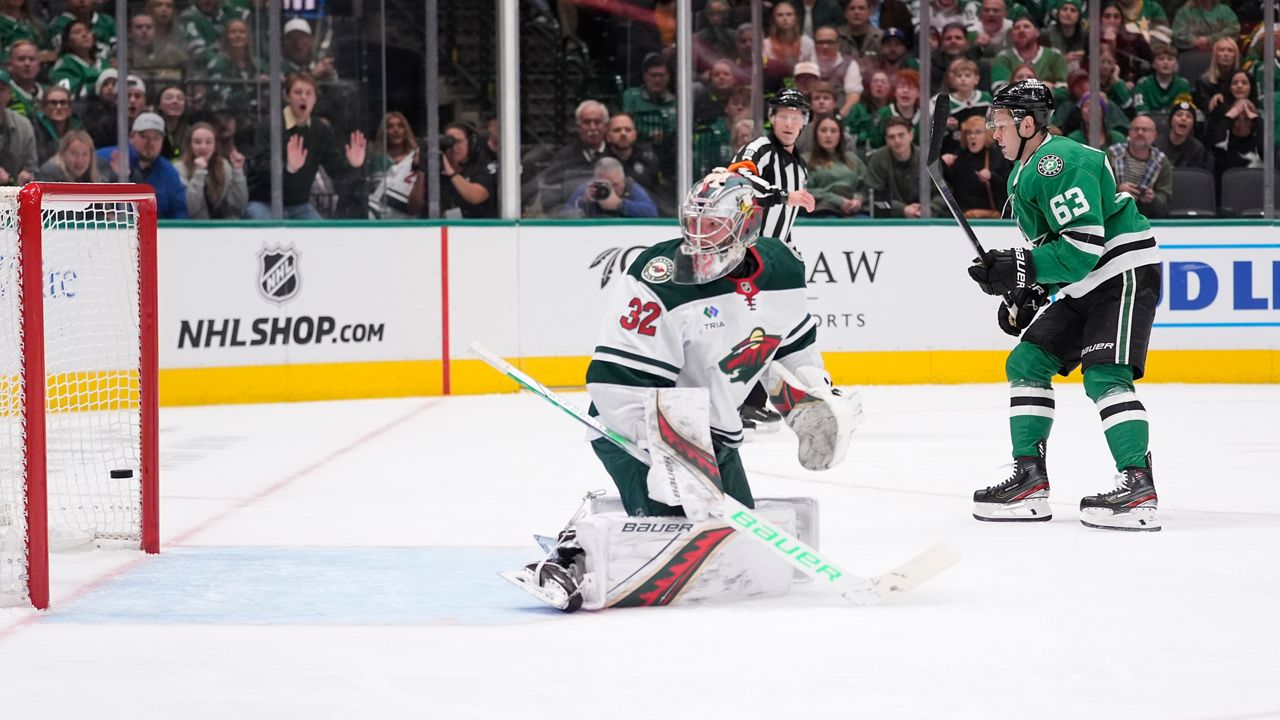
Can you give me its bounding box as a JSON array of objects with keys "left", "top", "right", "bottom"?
[{"left": 1037, "top": 154, "right": 1065, "bottom": 177}]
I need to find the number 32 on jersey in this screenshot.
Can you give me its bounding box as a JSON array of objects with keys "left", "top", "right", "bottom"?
[
  {"left": 1048, "top": 187, "right": 1090, "bottom": 224},
  {"left": 620, "top": 297, "right": 660, "bottom": 336}
]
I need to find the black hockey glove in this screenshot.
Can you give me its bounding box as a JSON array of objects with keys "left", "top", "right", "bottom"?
[
  {"left": 968, "top": 247, "right": 1035, "bottom": 296},
  {"left": 996, "top": 285, "right": 1050, "bottom": 337}
]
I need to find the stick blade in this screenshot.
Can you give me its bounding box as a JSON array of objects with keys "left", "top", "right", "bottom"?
[
  {"left": 872, "top": 541, "right": 961, "bottom": 600},
  {"left": 927, "top": 93, "right": 951, "bottom": 165}
]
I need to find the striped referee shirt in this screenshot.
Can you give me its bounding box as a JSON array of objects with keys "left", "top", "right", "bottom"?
[{"left": 731, "top": 133, "right": 808, "bottom": 248}]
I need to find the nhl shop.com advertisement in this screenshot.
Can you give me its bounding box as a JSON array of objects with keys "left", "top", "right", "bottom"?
[{"left": 159, "top": 227, "right": 438, "bottom": 369}]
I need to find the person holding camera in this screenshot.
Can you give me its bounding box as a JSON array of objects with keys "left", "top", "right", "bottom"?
[
  {"left": 407, "top": 121, "right": 498, "bottom": 219},
  {"left": 561, "top": 156, "right": 658, "bottom": 218}
]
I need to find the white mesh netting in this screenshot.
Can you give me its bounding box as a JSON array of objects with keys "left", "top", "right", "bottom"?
[{"left": 1, "top": 189, "right": 145, "bottom": 606}]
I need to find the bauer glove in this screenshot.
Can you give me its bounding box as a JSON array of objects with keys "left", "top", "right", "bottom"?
[{"left": 969, "top": 247, "right": 1035, "bottom": 296}]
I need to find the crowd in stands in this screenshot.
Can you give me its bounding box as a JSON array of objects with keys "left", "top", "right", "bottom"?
[
  {"left": 0, "top": 0, "right": 1274, "bottom": 219},
  {"left": 526, "top": 0, "right": 1278, "bottom": 220}
]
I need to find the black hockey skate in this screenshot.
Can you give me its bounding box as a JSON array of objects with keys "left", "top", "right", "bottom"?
[
  {"left": 499, "top": 530, "right": 586, "bottom": 613},
  {"left": 499, "top": 491, "right": 601, "bottom": 612},
  {"left": 1080, "top": 454, "right": 1160, "bottom": 532},
  {"left": 973, "top": 454, "right": 1052, "bottom": 522},
  {"left": 740, "top": 404, "right": 783, "bottom": 438}
]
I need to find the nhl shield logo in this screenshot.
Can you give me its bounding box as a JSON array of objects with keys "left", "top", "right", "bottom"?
[{"left": 259, "top": 245, "right": 301, "bottom": 304}]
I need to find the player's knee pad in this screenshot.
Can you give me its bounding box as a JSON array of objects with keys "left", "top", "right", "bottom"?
[
  {"left": 1082, "top": 363, "right": 1136, "bottom": 403},
  {"left": 1006, "top": 341, "right": 1062, "bottom": 385}
]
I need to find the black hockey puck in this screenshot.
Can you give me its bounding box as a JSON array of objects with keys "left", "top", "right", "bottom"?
[{"left": 110, "top": 469, "right": 134, "bottom": 479}]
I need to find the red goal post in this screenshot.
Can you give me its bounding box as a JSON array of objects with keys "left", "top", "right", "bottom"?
[{"left": 1, "top": 183, "right": 159, "bottom": 610}]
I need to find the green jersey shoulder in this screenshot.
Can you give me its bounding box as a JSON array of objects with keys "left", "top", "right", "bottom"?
[
  {"left": 626, "top": 235, "right": 805, "bottom": 309},
  {"left": 1009, "top": 135, "right": 1157, "bottom": 296}
]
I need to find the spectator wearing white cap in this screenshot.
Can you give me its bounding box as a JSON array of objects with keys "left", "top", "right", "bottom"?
[
  {"left": 245, "top": 72, "right": 366, "bottom": 219},
  {"left": 282, "top": 17, "right": 336, "bottom": 81},
  {"left": 82, "top": 71, "right": 148, "bottom": 150},
  {"left": 0, "top": 72, "right": 37, "bottom": 186},
  {"left": 5, "top": 40, "right": 44, "bottom": 119},
  {"left": 178, "top": 0, "right": 248, "bottom": 60},
  {"left": 96, "top": 112, "right": 189, "bottom": 219},
  {"left": 792, "top": 61, "right": 821, "bottom": 96}
]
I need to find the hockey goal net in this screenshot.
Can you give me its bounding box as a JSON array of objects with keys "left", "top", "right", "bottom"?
[{"left": 0, "top": 183, "right": 158, "bottom": 610}]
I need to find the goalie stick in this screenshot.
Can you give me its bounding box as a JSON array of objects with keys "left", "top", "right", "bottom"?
[
  {"left": 471, "top": 341, "right": 959, "bottom": 606},
  {"left": 925, "top": 94, "right": 1020, "bottom": 324}
]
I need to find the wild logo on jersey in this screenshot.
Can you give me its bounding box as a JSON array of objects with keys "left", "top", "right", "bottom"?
[{"left": 719, "top": 327, "right": 780, "bottom": 383}]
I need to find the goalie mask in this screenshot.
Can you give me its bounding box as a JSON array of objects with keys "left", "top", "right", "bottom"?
[{"left": 674, "top": 170, "right": 763, "bottom": 285}]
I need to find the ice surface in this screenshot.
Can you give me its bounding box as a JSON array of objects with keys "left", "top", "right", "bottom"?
[{"left": 1, "top": 384, "right": 1277, "bottom": 719}]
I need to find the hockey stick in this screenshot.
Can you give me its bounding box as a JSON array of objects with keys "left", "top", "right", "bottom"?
[
  {"left": 926, "top": 94, "right": 1020, "bottom": 323},
  {"left": 470, "top": 341, "right": 959, "bottom": 606},
  {"left": 926, "top": 93, "right": 988, "bottom": 256}
]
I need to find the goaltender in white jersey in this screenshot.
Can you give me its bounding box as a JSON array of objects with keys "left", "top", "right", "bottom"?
[{"left": 501, "top": 168, "right": 863, "bottom": 612}]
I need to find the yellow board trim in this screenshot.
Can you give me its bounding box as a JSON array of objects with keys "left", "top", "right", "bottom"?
[
  {"left": 39, "top": 349, "right": 1264, "bottom": 407},
  {"left": 159, "top": 360, "right": 442, "bottom": 406},
  {"left": 449, "top": 349, "right": 1280, "bottom": 394}
]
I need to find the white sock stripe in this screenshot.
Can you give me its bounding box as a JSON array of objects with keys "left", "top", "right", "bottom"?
[
  {"left": 1095, "top": 391, "right": 1139, "bottom": 410},
  {"left": 1010, "top": 406, "right": 1056, "bottom": 419},
  {"left": 1101, "top": 409, "right": 1149, "bottom": 431},
  {"left": 1010, "top": 387, "right": 1055, "bottom": 399}
]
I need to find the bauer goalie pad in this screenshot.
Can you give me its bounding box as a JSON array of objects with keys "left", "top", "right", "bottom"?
[
  {"left": 767, "top": 365, "right": 863, "bottom": 471},
  {"left": 592, "top": 495, "right": 822, "bottom": 583},
  {"left": 574, "top": 506, "right": 796, "bottom": 610},
  {"left": 643, "top": 388, "right": 725, "bottom": 521}
]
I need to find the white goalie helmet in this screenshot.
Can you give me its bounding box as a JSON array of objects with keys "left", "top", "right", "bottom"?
[{"left": 674, "top": 169, "right": 763, "bottom": 284}]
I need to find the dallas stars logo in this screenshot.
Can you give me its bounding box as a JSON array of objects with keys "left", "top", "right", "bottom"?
[{"left": 1037, "top": 154, "right": 1064, "bottom": 177}]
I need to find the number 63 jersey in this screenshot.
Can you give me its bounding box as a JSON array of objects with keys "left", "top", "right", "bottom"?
[
  {"left": 586, "top": 236, "right": 822, "bottom": 448},
  {"left": 1009, "top": 135, "right": 1160, "bottom": 299}
]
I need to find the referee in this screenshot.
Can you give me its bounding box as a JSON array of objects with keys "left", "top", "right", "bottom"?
[{"left": 728, "top": 88, "right": 816, "bottom": 435}]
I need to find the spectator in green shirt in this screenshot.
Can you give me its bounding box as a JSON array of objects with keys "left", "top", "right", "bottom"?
[
  {"left": 622, "top": 52, "right": 677, "bottom": 156},
  {"left": 0, "top": 0, "right": 47, "bottom": 63},
  {"left": 1066, "top": 92, "right": 1128, "bottom": 148},
  {"left": 991, "top": 17, "right": 1068, "bottom": 90},
  {"left": 1173, "top": 0, "right": 1240, "bottom": 52},
  {"left": 49, "top": 21, "right": 109, "bottom": 101},
  {"left": 47, "top": 0, "right": 115, "bottom": 56},
  {"left": 805, "top": 115, "right": 870, "bottom": 217},
  {"left": 179, "top": 0, "right": 248, "bottom": 62},
  {"left": 5, "top": 39, "right": 42, "bottom": 118},
  {"left": 1133, "top": 46, "right": 1193, "bottom": 116}
]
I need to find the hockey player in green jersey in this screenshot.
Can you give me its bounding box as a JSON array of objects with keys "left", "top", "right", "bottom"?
[{"left": 967, "top": 79, "right": 1162, "bottom": 531}]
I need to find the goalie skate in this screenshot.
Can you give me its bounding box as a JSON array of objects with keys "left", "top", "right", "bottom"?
[{"left": 498, "top": 560, "right": 585, "bottom": 613}]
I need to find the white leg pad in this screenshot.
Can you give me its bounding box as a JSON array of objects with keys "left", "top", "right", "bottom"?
[{"left": 573, "top": 505, "right": 798, "bottom": 610}]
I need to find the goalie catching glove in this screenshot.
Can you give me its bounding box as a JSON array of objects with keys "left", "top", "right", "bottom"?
[{"left": 766, "top": 365, "right": 863, "bottom": 471}]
